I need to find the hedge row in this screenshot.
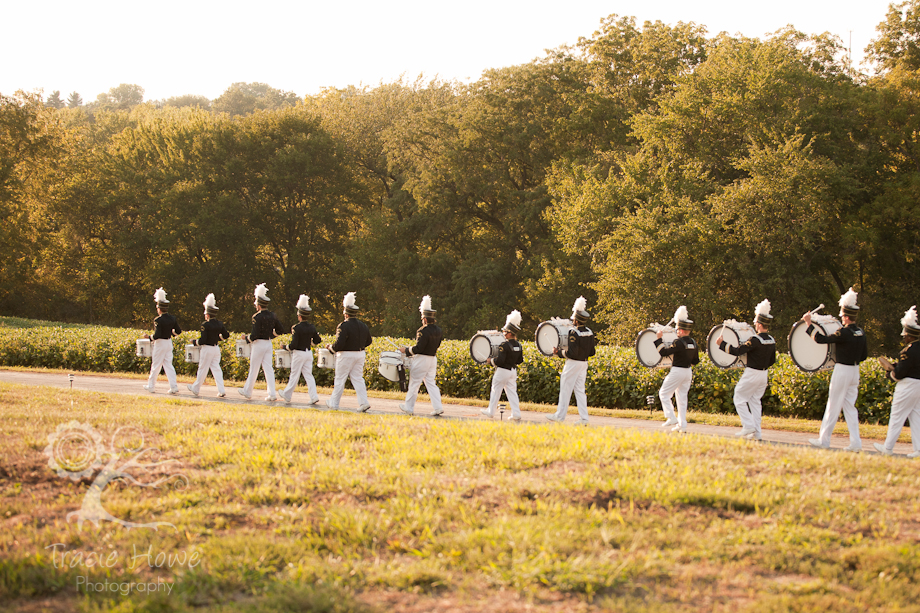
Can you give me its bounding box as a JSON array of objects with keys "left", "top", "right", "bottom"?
[{"left": 0, "top": 323, "right": 899, "bottom": 423}]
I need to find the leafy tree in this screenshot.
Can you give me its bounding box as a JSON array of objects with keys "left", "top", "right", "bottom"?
[
  {"left": 45, "top": 91, "right": 65, "bottom": 109},
  {"left": 161, "top": 94, "right": 211, "bottom": 109},
  {"left": 867, "top": 0, "right": 920, "bottom": 72},
  {"left": 212, "top": 82, "right": 299, "bottom": 116},
  {"left": 0, "top": 92, "right": 65, "bottom": 316}
]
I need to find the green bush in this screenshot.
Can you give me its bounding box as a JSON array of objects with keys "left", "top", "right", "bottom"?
[{"left": 0, "top": 321, "right": 898, "bottom": 423}]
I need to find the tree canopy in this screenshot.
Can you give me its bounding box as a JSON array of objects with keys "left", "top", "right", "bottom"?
[{"left": 2, "top": 9, "right": 920, "bottom": 353}]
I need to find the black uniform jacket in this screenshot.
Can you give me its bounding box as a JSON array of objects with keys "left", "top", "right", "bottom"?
[
  {"left": 719, "top": 332, "right": 776, "bottom": 371},
  {"left": 152, "top": 313, "right": 181, "bottom": 340},
  {"left": 197, "top": 319, "right": 229, "bottom": 346},
  {"left": 249, "top": 310, "right": 284, "bottom": 341},
  {"left": 807, "top": 322, "right": 868, "bottom": 365},
  {"left": 561, "top": 326, "right": 596, "bottom": 362},
  {"left": 289, "top": 321, "right": 322, "bottom": 351},
  {"left": 407, "top": 323, "right": 443, "bottom": 357},
  {"left": 892, "top": 341, "right": 920, "bottom": 381},
  {"left": 655, "top": 336, "right": 700, "bottom": 368},
  {"left": 494, "top": 339, "right": 524, "bottom": 370},
  {"left": 331, "top": 317, "right": 373, "bottom": 352}
]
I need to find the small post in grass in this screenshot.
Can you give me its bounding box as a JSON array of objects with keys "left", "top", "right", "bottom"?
[
  {"left": 69, "top": 374, "right": 75, "bottom": 408},
  {"left": 646, "top": 394, "right": 655, "bottom": 417},
  {"left": 499, "top": 403, "right": 505, "bottom": 422}
]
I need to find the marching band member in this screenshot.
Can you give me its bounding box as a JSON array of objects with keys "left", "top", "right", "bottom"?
[
  {"left": 481, "top": 310, "right": 524, "bottom": 422},
  {"left": 281, "top": 295, "right": 322, "bottom": 405},
  {"left": 806, "top": 287, "right": 868, "bottom": 452},
  {"left": 874, "top": 306, "right": 920, "bottom": 458},
  {"left": 655, "top": 306, "right": 700, "bottom": 433},
  {"left": 399, "top": 296, "right": 444, "bottom": 416},
  {"left": 718, "top": 300, "right": 776, "bottom": 440},
  {"left": 187, "top": 293, "right": 229, "bottom": 397},
  {"left": 547, "top": 297, "right": 596, "bottom": 425},
  {"left": 327, "top": 292, "right": 373, "bottom": 412},
  {"left": 239, "top": 284, "right": 284, "bottom": 401},
  {"left": 143, "top": 288, "right": 181, "bottom": 394}
]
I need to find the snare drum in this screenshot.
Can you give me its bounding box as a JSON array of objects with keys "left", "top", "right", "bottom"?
[
  {"left": 788, "top": 317, "right": 841, "bottom": 372},
  {"left": 184, "top": 344, "right": 200, "bottom": 364},
  {"left": 469, "top": 331, "right": 504, "bottom": 364},
  {"left": 274, "top": 348, "right": 292, "bottom": 369},
  {"left": 135, "top": 338, "right": 152, "bottom": 358},
  {"left": 707, "top": 320, "right": 755, "bottom": 369},
  {"left": 235, "top": 339, "right": 251, "bottom": 359},
  {"left": 378, "top": 350, "right": 405, "bottom": 382},
  {"left": 317, "top": 347, "right": 335, "bottom": 369},
  {"left": 535, "top": 319, "right": 576, "bottom": 356},
  {"left": 635, "top": 328, "right": 676, "bottom": 368}
]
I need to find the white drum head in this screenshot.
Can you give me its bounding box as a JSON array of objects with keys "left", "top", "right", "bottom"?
[
  {"left": 788, "top": 320, "right": 839, "bottom": 372},
  {"left": 707, "top": 325, "right": 739, "bottom": 369},
  {"left": 470, "top": 333, "right": 501, "bottom": 364},
  {"left": 535, "top": 322, "right": 562, "bottom": 356},
  {"left": 636, "top": 329, "right": 675, "bottom": 368}
]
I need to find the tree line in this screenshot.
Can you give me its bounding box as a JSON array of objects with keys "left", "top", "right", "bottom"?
[{"left": 3, "top": 5, "right": 920, "bottom": 354}]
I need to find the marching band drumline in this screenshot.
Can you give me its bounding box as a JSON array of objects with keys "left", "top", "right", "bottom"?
[{"left": 137, "top": 286, "right": 920, "bottom": 457}]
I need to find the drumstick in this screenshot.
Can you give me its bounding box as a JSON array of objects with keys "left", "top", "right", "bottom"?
[{"left": 801, "top": 304, "right": 824, "bottom": 320}]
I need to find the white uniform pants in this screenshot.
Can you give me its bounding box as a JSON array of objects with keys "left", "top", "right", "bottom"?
[
  {"left": 242, "top": 339, "right": 276, "bottom": 399},
  {"left": 283, "top": 349, "right": 319, "bottom": 403},
  {"left": 734, "top": 367, "right": 769, "bottom": 435},
  {"left": 330, "top": 351, "right": 368, "bottom": 408},
  {"left": 817, "top": 363, "right": 861, "bottom": 448},
  {"left": 659, "top": 367, "right": 693, "bottom": 429},
  {"left": 147, "top": 339, "right": 177, "bottom": 392},
  {"left": 486, "top": 367, "right": 520, "bottom": 418},
  {"left": 554, "top": 359, "right": 588, "bottom": 420},
  {"left": 403, "top": 354, "right": 442, "bottom": 413},
  {"left": 190, "top": 345, "right": 225, "bottom": 395},
  {"left": 883, "top": 377, "right": 920, "bottom": 452}
]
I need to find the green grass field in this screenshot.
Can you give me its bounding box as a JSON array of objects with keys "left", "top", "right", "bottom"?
[{"left": 1, "top": 381, "right": 919, "bottom": 612}]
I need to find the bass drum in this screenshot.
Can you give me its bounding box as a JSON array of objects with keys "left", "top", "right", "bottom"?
[
  {"left": 635, "top": 328, "right": 676, "bottom": 368},
  {"left": 317, "top": 348, "right": 336, "bottom": 370},
  {"left": 470, "top": 331, "right": 504, "bottom": 364},
  {"left": 378, "top": 350, "right": 405, "bottom": 382},
  {"left": 707, "top": 323, "right": 755, "bottom": 369},
  {"left": 184, "top": 344, "right": 201, "bottom": 364},
  {"left": 788, "top": 319, "right": 841, "bottom": 372},
  {"left": 274, "top": 348, "right": 292, "bottom": 369},
  {"left": 535, "top": 320, "right": 576, "bottom": 356}
]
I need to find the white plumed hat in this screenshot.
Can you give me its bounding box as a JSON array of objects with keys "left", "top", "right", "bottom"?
[
  {"left": 153, "top": 287, "right": 169, "bottom": 307},
  {"left": 343, "top": 292, "right": 359, "bottom": 314},
  {"left": 502, "top": 309, "right": 522, "bottom": 333},
  {"left": 674, "top": 305, "right": 693, "bottom": 330},
  {"left": 253, "top": 283, "right": 270, "bottom": 307},
  {"left": 296, "top": 294, "right": 312, "bottom": 314},
  {"left": 419, "top": 295, "right": 436, "bottom": 317},
  {"left": 754, "top": 299, "right": 773, "bottom": 325},
  {"left": 839, "top": 287, "right": 859, "bottom": 318},
  {"left": 571, "top": 296, "right": 590, "bottom": 323},
  {"left": 203, "top": 293, "right": 218, "bottom": 314},
  {"left": 901, "top": 305, "right": 920, "bottom": 337}
]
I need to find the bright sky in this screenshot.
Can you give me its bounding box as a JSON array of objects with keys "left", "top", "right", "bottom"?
[{"left": 1, "top": 0, "right": 895, "bottom": 103}]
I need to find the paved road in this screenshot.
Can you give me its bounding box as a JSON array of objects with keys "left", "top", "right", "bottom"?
[{"left": 1, "top": 369, "right": 915, "bottom": 457}]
